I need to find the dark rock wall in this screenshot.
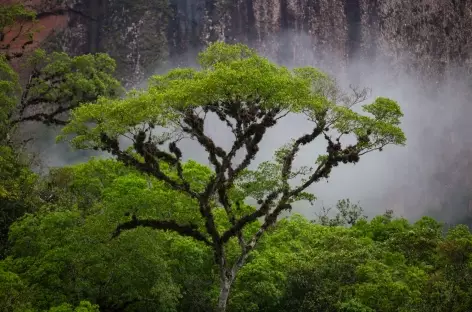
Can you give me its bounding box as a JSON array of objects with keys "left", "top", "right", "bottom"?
[{"left": 12, "top": 0, "right": 470, "bottom": 86}]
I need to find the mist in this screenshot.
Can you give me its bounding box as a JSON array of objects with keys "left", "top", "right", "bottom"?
[
  {"left": 21, "top": 29, "right": 472, "bottom": 224},
  {"left": 161, "top": 30, "right": 472, "bottom": 223}
]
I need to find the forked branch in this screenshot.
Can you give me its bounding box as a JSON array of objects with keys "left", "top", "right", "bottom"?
[
  {"left": 223, "top": 124, "right": 368, "bottom": 254},
  {"left": 100, "top": 132, "right": 200, "bottom": 200}
]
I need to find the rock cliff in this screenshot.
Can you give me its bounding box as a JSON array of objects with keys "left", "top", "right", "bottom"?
[{"left": 3, "top": 0, "right": 471, "bottom": 86}]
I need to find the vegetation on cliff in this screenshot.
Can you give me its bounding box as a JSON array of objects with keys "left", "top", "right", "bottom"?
[{"left": 0, "top": 3, "right": 37, "bottom": 61}]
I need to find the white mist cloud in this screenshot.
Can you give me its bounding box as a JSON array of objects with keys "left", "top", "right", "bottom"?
[{"left": 174, "top": 29, "right": 472, "bottom": 222}]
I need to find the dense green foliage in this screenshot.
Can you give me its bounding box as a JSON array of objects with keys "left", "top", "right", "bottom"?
[
  {"left": 12, "top": 49, "right": 123, "bottom": 126},
  {"left": 0, "top": 4, "right": 122, "bottom": 260},
  {"left": 0, "top": 159, "right": 471, "bottom": 312},
  {"left": 0, "top": 51, "right": 121, "bottom": 257},
  {"left": 0, "top": 4, "right": 36, "bottom": 30}
]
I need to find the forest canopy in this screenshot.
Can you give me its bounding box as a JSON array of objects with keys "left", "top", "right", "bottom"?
[{"left": 2, "top": 159, "right": 472, "bottom": 312}]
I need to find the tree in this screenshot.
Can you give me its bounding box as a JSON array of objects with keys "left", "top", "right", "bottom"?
[
  {"left": 1, "top": 5, "right": 123, "bottom": 141},
  {"left": 314, "top": 199, "right": 367, "bottom": 226},
  {"left": 0, "top": 5, "right": 122, "bottom": 257},
  {"left": 0, "top": 43, "right": 122, "bottom": 257},
  {"left": 60, "top": 42, "right": 406, "bottom": 312},
  {"left": 8, "top": 49, "right": 123, "bottom": 129}
]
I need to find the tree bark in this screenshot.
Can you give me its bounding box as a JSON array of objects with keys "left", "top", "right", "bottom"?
[
  {"left": 216, "top": 250, "right": 249, "bottom": 312},
  {"left": 217, "top": 274, "right": 232, "bottom": 312}
]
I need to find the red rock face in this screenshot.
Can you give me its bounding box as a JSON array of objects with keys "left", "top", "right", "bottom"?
[
  {"left": 1, "top": 0, "right": 69, "bottom": 73},
  {"left": 2, "top": 13, "right": 68, "bottom": 51},
  {"left": 1, "top": 0, "right": 69, "bottom": 49}
]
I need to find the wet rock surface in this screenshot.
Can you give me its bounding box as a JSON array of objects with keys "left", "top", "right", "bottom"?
[{"left": 2, "top": 0, "right": 471, "bottom": 86}]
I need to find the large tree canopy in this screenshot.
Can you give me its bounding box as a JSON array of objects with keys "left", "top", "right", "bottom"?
[{"left": 59, "top": 42, "right": 406, "bottom": 312}]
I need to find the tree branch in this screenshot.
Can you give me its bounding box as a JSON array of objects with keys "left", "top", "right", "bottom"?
[
  {"left": 11, "top": 97, "right": 74, "bottom": 126},
  {"left": 214, "top": 108, "right": 280, "bottom": 225},
  {"left": 181, "top": 108, "right": 226, "bottom": 173},
  {"left": 112, "top": 215, "right": 212, "bottom": 246},
  {"left": 11, "top": 113, "right": 68, "bottom": 125},
  {"left": 281, "top": 124, "right": 325, "bottom": 185},
  {"left": 100, "top": 131, "right": 225, "bottom": 245},
  {"left": 220, "top": 189, "right": 281, "bottom": 243},
  {"left": 222, "top": 125, "right": 367, "bottom": 255},
  {"left": 219, "top": 123, "right": 324, "bottom": 244},
  {"left": 132, "top": 126, "right": 223, "bottom": 246},
  {"left": 10, "top": 70, "right": 80, "bottom": 126},
  {"left": 100, "top": 132, "right": 200, "bottom": 200},
  {"left": 179, "top": 103, "right": 282, "bottom": 243}
]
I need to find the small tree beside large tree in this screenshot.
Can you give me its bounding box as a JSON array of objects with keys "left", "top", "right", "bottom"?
[
  {"left": 0, "top": 3, "right": 123, "bottom": 259},
  {"left": 60, "top": 42, "right": 406, "bottom": 312}
]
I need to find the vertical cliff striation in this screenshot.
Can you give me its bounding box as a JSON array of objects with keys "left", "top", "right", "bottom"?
[{"left": 4, "top": 0, "right": 471, "bottom": 86}]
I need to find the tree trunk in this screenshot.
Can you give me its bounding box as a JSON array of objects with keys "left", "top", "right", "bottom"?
[
  {"left": 215, "top": 236, "right": 251, "bottom": 312},
  {"left": 217, "top": 273, "right": 233, "bottom": 312}
]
